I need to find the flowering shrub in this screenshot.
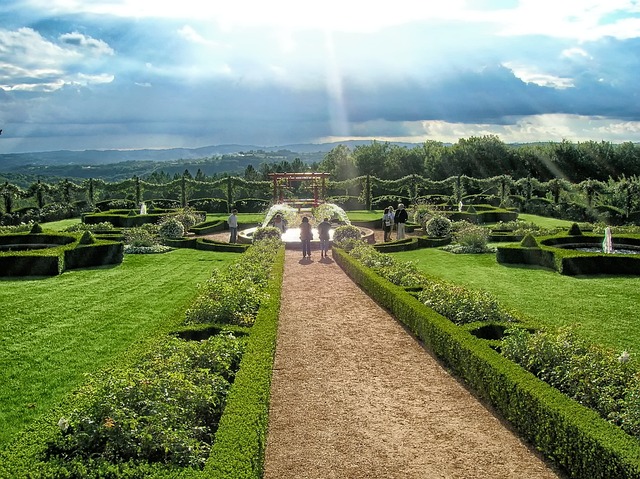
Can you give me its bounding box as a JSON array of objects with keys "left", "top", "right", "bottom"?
[
  {"left": 185, "top": 238, "right": 280, "bottom": 326},
  {"left": 124, "top": 225, "right": 159, "bottom": 247},
  {"left": 65, "top": 221, "right": 115, "bottom": 232},
  {"left": 252, "top": 226, "right": 282, "bottom": 242},
  {"left": 333, "top": 224, "right": 362, "bottom": 244},
  {"left": 502, "top": 326, "right": 640, "bottom": 438},
  {"left": 425, "top": 215, "right": 452, "bottom": 237},
  {"left": 442, "top": 224, "right": 494, "bottom": 254},
  {"left": 0, "top": 222, "right": 34, "bottom": 233},
  {"left": 158, "top": 218, "right": 185, "bottom": 240},
  {"left": 48, "top": 333, "right": 246, "bottom": 470},
  {"left": 417, "top": 281, "right": 517, "bottom": 325},
  {"left": 124, "top": 244, "right": 172, "bottom": 254},
  {"left": 170, "top": 207, "right": 205, "bottom": 232}
]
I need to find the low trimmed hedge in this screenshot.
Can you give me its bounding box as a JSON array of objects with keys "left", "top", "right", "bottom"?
[
  {"left": 333, "top": 247, "right": 640, "bottom": 479},
  {"left": 497, "top": 233, "right": 640, "bottom": 275},
  {"left": 204, "top": 246, "right": 284, "bottom": 478},
  {"left": 0, "top": 232, "right": 123, "bottom": 276},
  {"left": 189, "top": 220, "right": 226, "bottom": 235}
]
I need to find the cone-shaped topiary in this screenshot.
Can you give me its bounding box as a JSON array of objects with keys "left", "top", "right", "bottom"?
[
  {"left": 30, "top": 223, "right": 43, "bottom": 233},
  {"left": 520, "top": 233, "right": 539, "bottom": 248},
  {"left": 568, "top": 223, "right": 582, "bottom": 236},
  {"left": 78, "top": 231, "right": 96, "bottom": 245}
]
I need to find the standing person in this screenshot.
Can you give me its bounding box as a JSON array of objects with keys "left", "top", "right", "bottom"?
[
  {"left": 394, "top": 203, "right": 408, "bottom": 240},
  {"left": 273, "top": 214, "right": 286, "bottom": 233},
  {"left": 317, "top": 217, "right": 331, "bottom": 257},
  {"left": 382, "top": 207, "right": 394, "bottom": 242},
  {"left": 299, "top": 216, "right": 313, "bottom": 258},
  {"left": 228, "top": 208, "right": 239, "bottom": 243}
]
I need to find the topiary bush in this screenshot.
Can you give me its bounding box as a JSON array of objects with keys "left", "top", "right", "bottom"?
[
  {"left": 78, "top": 231, "right": 96, "bottom": 245},
  {"left": 30, "top": 222, "right": 43, "bottom": 234}
]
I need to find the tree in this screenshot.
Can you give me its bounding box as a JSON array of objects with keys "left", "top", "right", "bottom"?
[
  {"left": 353, "top": 141, "right": 389, "bottom": 177},
  {"left": 320, "top": 145, "right": 357, "bottom": 181}
]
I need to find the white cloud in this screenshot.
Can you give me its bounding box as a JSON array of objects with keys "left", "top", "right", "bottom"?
[
  {"left": 177, "top": 25, "right": 218, "bottom": 46},
  {"left": 502, "top": 62, "right": 575, "bottom": 89},
  {"left": 0, "top": 27, "right": 115, "bottom": 91}
]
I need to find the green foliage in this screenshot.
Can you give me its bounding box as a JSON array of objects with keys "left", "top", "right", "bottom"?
[
  {"left": 47, "top": 333, "right": 246, "bottom": 471},
  {"left": 65, "top": 221, "right": 115, "bottom": 232},
  {"left": 78, "top": 230, "right": 96, "bottom": 245},
  {"left": 124, "top": 224, "right": 159, "bottom": 247},
  {"left": 520, "top": 233, "right": 539, "bottom": 247},
  {"left": 332, "top": 247, "right": 640, "bottom": 479},
  {"left": 185, "top": 238, "right": 281, "bottom": 326},
  {"left": 30, "top": 222, "right": 43, "bottom": 233},
  {"left": 425, "top": 215, "right": 452, "bottom": 237},
  {"left": 159, "top": 217, "right": 185, "bottom": 239},
  {"left": 252, "top": 226, "right": 282, "bottom": 242},
  {"left": 332, "top": 224, "right": 362, "bottom": 244},
  {"left": 568, "top": 222, "right": 583, "bottom": 235},
  {"left": 417, "top": 281, "right": 517, "bottom": 325},
  {"left": 443, "top": 223, "right": 492, "bottom": 254},
  {"left": 503, "top": 326, "right": 640, "bottom": 439}
]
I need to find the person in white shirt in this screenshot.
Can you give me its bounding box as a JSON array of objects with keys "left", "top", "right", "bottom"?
[{"left": 228, "top": 209, "right": 238, "bottom": 243}]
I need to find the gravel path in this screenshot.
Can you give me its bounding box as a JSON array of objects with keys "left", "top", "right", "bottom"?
[{"left": 262, "top": 248, "right": 564, "bottom": 479}]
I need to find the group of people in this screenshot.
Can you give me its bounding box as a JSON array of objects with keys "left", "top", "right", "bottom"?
[
  {"left": 228, "top": 202, "right": 410, "bottom": 253},
  {"left": 382, "top": 203, "right": 408, "bottom": 242}
]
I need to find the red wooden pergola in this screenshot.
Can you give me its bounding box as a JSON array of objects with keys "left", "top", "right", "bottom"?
[{"left": 268, "top": 172, "right": 330, "bottom": 207}]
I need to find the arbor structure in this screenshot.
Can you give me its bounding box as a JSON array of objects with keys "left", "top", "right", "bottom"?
[{"left": 268, "top": 172, "right": 330, "bottom": 206}]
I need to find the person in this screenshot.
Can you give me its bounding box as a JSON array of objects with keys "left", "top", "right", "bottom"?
[
  {"left": 317, "top": 217, "right": 331, "bottom": 257},
  {"left": 382, "top": 207, "right": 394, "bottom": 242},
  {"left": 227, "top": 208, "right": 238, "bottom": 243},
  {"left": 394, "top": 203, "right": 408, "bottom": 240},
  {"left": 273, "top": 214, "right": 286, "bottom": 233},
  {"left": 299, "top": 216, "right": 313, "bottom": 258}
]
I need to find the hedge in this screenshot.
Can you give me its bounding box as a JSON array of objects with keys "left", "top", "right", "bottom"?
[
  {"left": 0, "top": 232, "right": 123, "bottom": 276},
  {"left": 497, "top": 233, "right": 640, "bottom": 275},
  {"left": 333, "top": 247, "right": 640, "bottom": 479},
  {"left": 204, "top": 246, "right": 285, "bottom": 478}
]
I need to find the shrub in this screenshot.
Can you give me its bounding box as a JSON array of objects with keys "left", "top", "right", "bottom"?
[
  {"left": 252, "top": 226, "right": 282, "bottom": 242},
  {"left": 124, "top": 226, "right": 159, "bottom": 247},
  {"left": 520, "top": 233, "right": 539, "bottom": 247},
  {"left": 30, "top": 222, "right": 43, "bottom": 234},
  {"left": 502, "top": 326, "right": 640, "bottom": 439},
  {"left": 65, "top": 222, "right": 115, "bottom": 233},
  {"left": 46, "top": 333, "right": 246, "bottom": 471},
  {"left": 425, "top": 215, "right": 452, "bottom": 237},
  {"left": 159, "top": 218, "right": 185, "bottom": 240},
  {"left": 78, "top": 231, "right": 96, "bottom": 245},
  {"left": 443, "top": 223, "right": 492, "bottom": 253},
  {"left": 185, "top": 238, "right": 280, "bottom": 326},
  {"left": 333, "top": 224, "right": 362, "bottom": 244},
  {"left": 417, "top": 281, "right": 518, "bottom": 325},
  {"left": 568, "top": 223, "right": 583, "bottom": 235}
]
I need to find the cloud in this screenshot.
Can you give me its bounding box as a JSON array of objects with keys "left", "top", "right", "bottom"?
[{"left": 0, "top": 27, "right": 114, "bottom": 91}]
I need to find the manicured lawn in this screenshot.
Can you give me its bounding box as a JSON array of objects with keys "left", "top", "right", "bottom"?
[
  {"left": 0, "top": 249, "right": 236, "bottom": 447},
  {"left": 516, "top": 213, "right": 574, "bottom": 229},
  {"left": 40, "top": 218, "right": 82, "bottom": 231},
  {"left": 347, "top": 210, "right": 383, "bottom": 222},
  {"left": 393, "top": 248, "right": 640, "bottom": 352}
]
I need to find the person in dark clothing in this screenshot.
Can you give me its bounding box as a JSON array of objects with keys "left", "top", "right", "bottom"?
[
  {"left": 299, "top": 216, "right": 313, "bottom": 258},
  {"left": 394, "top": 203, "right": 408, "bottom": 240},
  {"left": 317, "top": 217, "right": 331, "bottom": 257}
]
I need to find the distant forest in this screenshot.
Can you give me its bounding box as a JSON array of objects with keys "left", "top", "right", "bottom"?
[{"left": 2, "top": 136, "right": 640, "bottom": 188}]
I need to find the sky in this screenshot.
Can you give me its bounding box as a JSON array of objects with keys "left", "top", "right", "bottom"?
[{"left": 1, "top": 0, "right": 640, "bottom": 153}]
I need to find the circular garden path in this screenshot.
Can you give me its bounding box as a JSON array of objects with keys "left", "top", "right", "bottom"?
[{"left": 262, "top": 248, "right": 565, "bottom": 479}]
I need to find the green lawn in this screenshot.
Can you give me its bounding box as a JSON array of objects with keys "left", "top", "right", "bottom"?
[
  {"left": 0, "top": 249, "right": 236, "bottom": 447},
  {"left": 393, "top": 248, "right": 640, "bottom": 352}
]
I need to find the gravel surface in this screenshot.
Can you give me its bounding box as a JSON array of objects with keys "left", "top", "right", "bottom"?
[{"left": 262, "top": 248, "right": 564, "bottom": 479}]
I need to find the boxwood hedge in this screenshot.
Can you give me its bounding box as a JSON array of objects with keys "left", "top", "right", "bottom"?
[{"left": 333, "top": 246, "right": 640, "bottom": 479}]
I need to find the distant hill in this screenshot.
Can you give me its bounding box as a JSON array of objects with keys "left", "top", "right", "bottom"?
[{"left": 0, "top": 140, "right": 422, "bottom": 170}]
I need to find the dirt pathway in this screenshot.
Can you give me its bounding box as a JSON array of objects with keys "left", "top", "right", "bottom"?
[{"left": 262, "top": 249, "right": 564, "bottom": 479}]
